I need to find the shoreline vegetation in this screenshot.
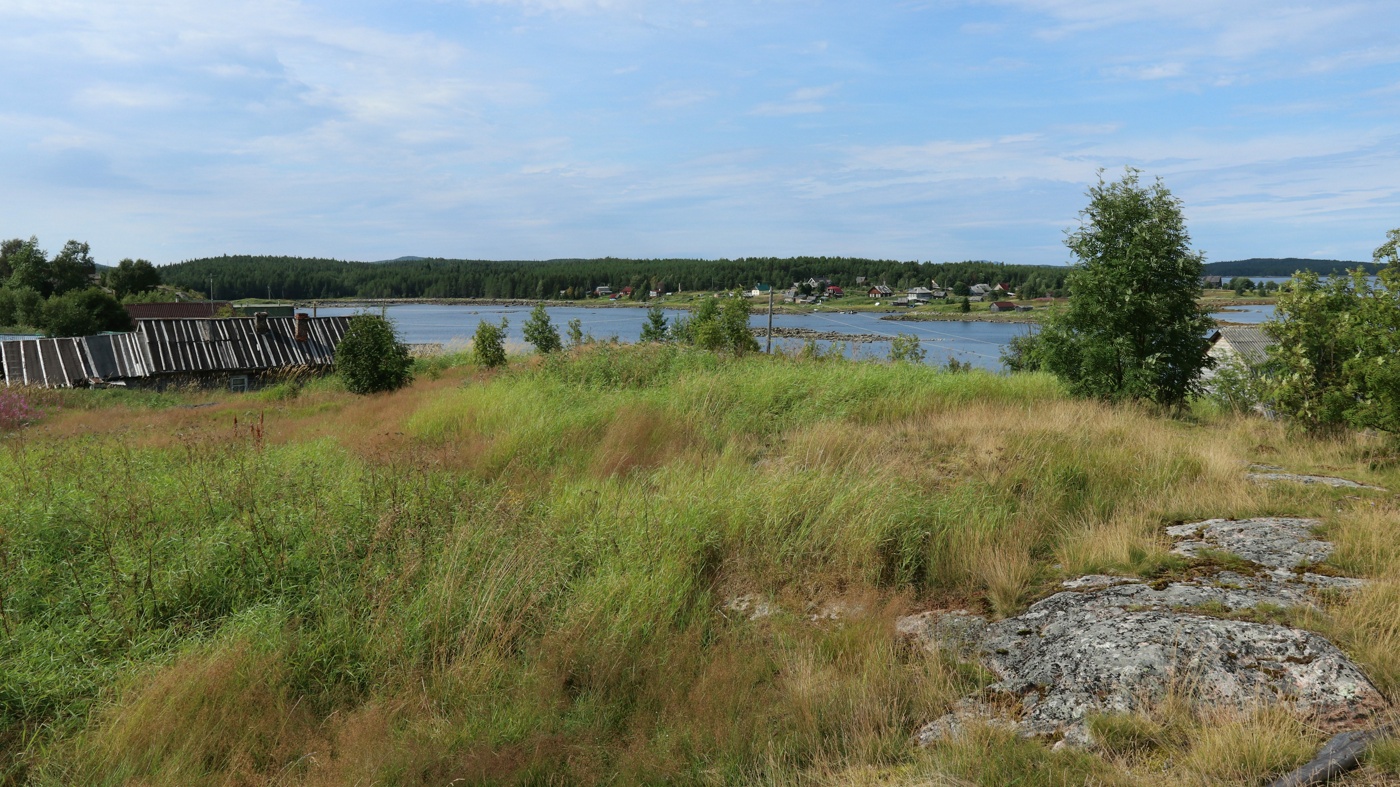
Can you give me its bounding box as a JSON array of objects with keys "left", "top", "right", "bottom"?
[{"left": 3, "top": 343, "right": 1398, "bottom": 785}]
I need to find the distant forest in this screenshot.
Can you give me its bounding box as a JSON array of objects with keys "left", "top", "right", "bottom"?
[
  {"left": 160, "top": 256, "right": 1073, "bottom": 300},
  {"left": 1206, "top": 258, "right": 1381, "bottom": 277}
]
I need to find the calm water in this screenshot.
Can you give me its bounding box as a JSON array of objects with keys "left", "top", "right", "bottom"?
[
  {"left": 313, "top": 302, "right": 1277, "bottom": 369},
  {"left": 1208, "top": 304, "right": 1276, "bottom": 324},
  {"left": 313, "top": 304, "right": 1032, "bottom": 371}
]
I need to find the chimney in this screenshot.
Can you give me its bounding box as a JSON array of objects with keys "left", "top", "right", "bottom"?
[
  {"left": 254, "top": 312, "right": 269, "bottom": 335},
  {"left": 294, "top": 312, "right": 309, "bottom": 342}
]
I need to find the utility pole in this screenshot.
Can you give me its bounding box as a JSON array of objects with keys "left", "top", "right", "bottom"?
[
  {"left": 208, "top": 276, "right": 214, "bottom": 304},
  {"left": 766, "top": 287, "right": 774, "bottom": 353}
]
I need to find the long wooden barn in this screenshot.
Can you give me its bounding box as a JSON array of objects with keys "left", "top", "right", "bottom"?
[{"left": 0, "top": 315, "right": 351, "bottom": 389}]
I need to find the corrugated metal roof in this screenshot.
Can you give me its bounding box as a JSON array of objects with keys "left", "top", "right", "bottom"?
[
  {"left": 1211, "top": 325, "right": 1274, "bottom": 367},
  {"left": 126, "top": 302, "right": 231, "bottom": 320},
  {"left": 0, "top": 316, "right": 351, "bottom": 388},
  {"left": 1, "top": 337, "right": 93, "bottom": 388}
]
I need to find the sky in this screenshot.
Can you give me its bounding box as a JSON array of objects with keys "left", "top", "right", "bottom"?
[{"left": 2, "top": 0, "right": 1399, "bottom": 266}]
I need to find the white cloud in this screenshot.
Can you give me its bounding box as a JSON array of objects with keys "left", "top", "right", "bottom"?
[{"left": 750, "top": 83, "right": 839, "bottom": 116}]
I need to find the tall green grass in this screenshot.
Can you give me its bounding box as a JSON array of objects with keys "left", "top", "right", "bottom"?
[{"left": 1, "top": 344, "right": 1394, "bottom": 785}]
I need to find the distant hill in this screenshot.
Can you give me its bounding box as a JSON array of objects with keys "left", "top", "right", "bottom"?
[
  {"left": 1206, "top": 258, "right": 1380, "bottom": 277},
  {"left": 369, "top": 256, "right": 426, "bottom": 264}
]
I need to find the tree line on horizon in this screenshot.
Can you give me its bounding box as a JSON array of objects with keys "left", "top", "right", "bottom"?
[{"left": 158, "top": 255, "right": 1071, "bottom": 301}]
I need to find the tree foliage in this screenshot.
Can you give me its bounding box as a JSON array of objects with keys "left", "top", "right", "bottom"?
[
  {"left": 1035, "top": 170, "right": 1214, "bottom": 407},
  {"left": 473, "top": 317, "right": 509, "bottom": 368},
  {"left": 888, "top": 334, "right": 926, "bottom": 364},
  {"left": 336, "top": 314, "right": 414, "bottom": 394},
  {"left": 108, "top": 258, "right": 161, "bottom": 299},
  {"left": 639, "top": 305, "right": 669, "bottom": 342},
  {"left": 522, "top": 303, "right": 562, "bottom": 354},
  {"left": 1264, "top": 243, "right": 1400, "bottom": 433},
  {"left": 40, "top": 288, "right": 133, "bottom": 338},
  {"left": 157, "top": 254, "right": 1070, "bottom": 301}
]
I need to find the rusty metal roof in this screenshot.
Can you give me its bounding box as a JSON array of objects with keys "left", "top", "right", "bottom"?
[
  {"left": 0, "top": 316, "right": 351, "bottom": 388},
  {"left": 125, "top": 302, "right": 232, "bottom": 320}
]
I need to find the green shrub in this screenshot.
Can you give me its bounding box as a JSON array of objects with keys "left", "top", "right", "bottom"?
[
  {"left": 889, "top": 333, "right": 926, "bottom": 364},
  {"left": 473, "top": 316, "right": 508, "bottom": 368},
  {"left": 522, "top": 303, "right": 561, "bottom": 354},
  {"left": 336, "top": 314, "right": 414, "bottom": 394}
]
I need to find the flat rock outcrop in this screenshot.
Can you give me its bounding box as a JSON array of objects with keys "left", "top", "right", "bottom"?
[
  {"left": 1245, "top": 465, "right": 1386, "bottom": 491},
  {"left": 905, "top": 517, "right": 1387, "bottom": 747}
]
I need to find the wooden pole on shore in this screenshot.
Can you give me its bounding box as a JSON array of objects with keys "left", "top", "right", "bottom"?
[{"left": 766, "top": 288, "right": 773, "bottom": 353}]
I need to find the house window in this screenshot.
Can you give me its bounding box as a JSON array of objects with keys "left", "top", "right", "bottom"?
[{"left": 229, "top": 375, "right": 249, "bottom": 393}]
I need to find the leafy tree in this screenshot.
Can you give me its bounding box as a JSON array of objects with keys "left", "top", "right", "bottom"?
[
  {"left": 336, "top": 314, "right": 414, "bottom": 394},
  {"left": 719, "top": 296, "right": 759, "bottom": 354},
  {"left": 1230, "top": 277, "right": 1253, "bottom": 296},
  {"left": 1264, "top": 242, "right": 1400, "bottom": 434},
  {"left": 0, "top": 289, "right": 16, "bottom": 327},
  {"left": 0, "top": 238, "right": 25, "bottom": 280},
  {"left": 522, "top": 303, "right": 562, "bottom": 353},
  {"left": 50, "top": 240, "right": 97, "bottom": 296},
  {"left": 889, "top": 334, "right": 926, "bottom": 363},
  {"left": 108, "top": 258, "right": 161, "bottom": 299},
  {"left": 639, "top": 305, "right": 669, "bottom": 342},
  {"left": 960, "top": 297, "right": 971, "bottom": 313},
  {"left": 1000, "top": 331, "right": 1043, "bottom": 372},
  {"left": 7, "top": 237, "right": 52, "bottom": 297},
  {"left": 473, "top": 317, "right": 508, "bottom": 368},
  {"left": 11, "top": 287, "right": 43, "bottom": 327},
  {"left": 1036, "top": 169, "right": 1213, "bottom": 408},
  {"left": 40, "top": 288, "right": 132, "bottom": 337},
  {"left": 566, "top": 318, "right": 585, "bottom": 349}
]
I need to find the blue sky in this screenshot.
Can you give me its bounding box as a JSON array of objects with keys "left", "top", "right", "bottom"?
[{"left": 3, "top": 0, "right": 1399, "bottom": 266}]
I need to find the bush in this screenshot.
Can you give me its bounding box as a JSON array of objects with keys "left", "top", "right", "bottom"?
[
  {"left": 473, "top": 317, "right": 508, "bottom": 368},
  {"left": 40, "top": 288, "right": 133, "bottom": 337},
  {"left": 1001, "top": 331, "right": 1042, "bottom": 372},
  {"left": 335, "top": 314, "right": 414, "bottom": 394},
  {"left": 889, "top": 333, "right": 926, "bottom": 363},
  {"left": 522, "top": 303, "right": 562, "bottom": 354}
]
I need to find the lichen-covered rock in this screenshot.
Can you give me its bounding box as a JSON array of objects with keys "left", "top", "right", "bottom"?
[
  {"left": 1246, "top": 472, "right": 1386, "bottom": 491},
  {"left": 911, "top": 515, "right": 1388, "bottom": 747},
  {"left": 1168, "top": 517, "right": 1334, "bottom": 569},
  {"left": 896, "top": 609, "right": 988, "bottom": 661},
  {"left": 978, "top": 589, "right": 1386, "bottom": 737}
]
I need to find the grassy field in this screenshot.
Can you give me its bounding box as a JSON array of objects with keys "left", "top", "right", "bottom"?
[{"left": 1, "top": 345, "right": 1397, "bottom": 785}]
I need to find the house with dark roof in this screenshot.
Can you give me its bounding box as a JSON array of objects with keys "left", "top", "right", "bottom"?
[
  {"left": 988, "top": 301, "right": 1020, "bottom": 313},
  {"left": 867, "top": 284, "right": 894, "bottom": 298}
]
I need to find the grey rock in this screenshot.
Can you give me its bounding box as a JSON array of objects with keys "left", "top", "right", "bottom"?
[
  {"left": 724, "top": 595, "right": 779, "bottom": 621},
  {"left": 897, "top": 609, "right": 989, "bottom": 661},
  {"left": 1061, "top": 574, "right": 1136, "bottom": 590},
  {"left": 1170, "top": 517, "right": 1333, "bottom": 569},
  {"left": 1246, "top": 472, "right": 1386, "bottom": 491},
  {"left": 912, "top": 516, "right": 1388, "bottom": 746},
  {"left": 978, "top": 589, "right": 1386, "bottom": 737}
]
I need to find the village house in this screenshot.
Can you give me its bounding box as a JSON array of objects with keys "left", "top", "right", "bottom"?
[
  {"left": 867, "top": 284, "right": 894, "bottom": 298},
  {"left": 825, "top": 285, "right": 845, "bottom": 298},
  {"left": 748, "top": 283, "right": 772, "bottom": 298},
  {"left": 907, "top": 287, "right": 935, "bottom": 304},
  {"left": 1207, "top": 325, "right": 1274, "bottom": 370},
  {"left": 988, "top": 301, "right": 1021, "bottom": 313},
  {"left": 593, "top": 285, "right": 612, "bottom": 297},
  {"left": 970, "top": 283, "right": 994, "bottom": 296}
]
